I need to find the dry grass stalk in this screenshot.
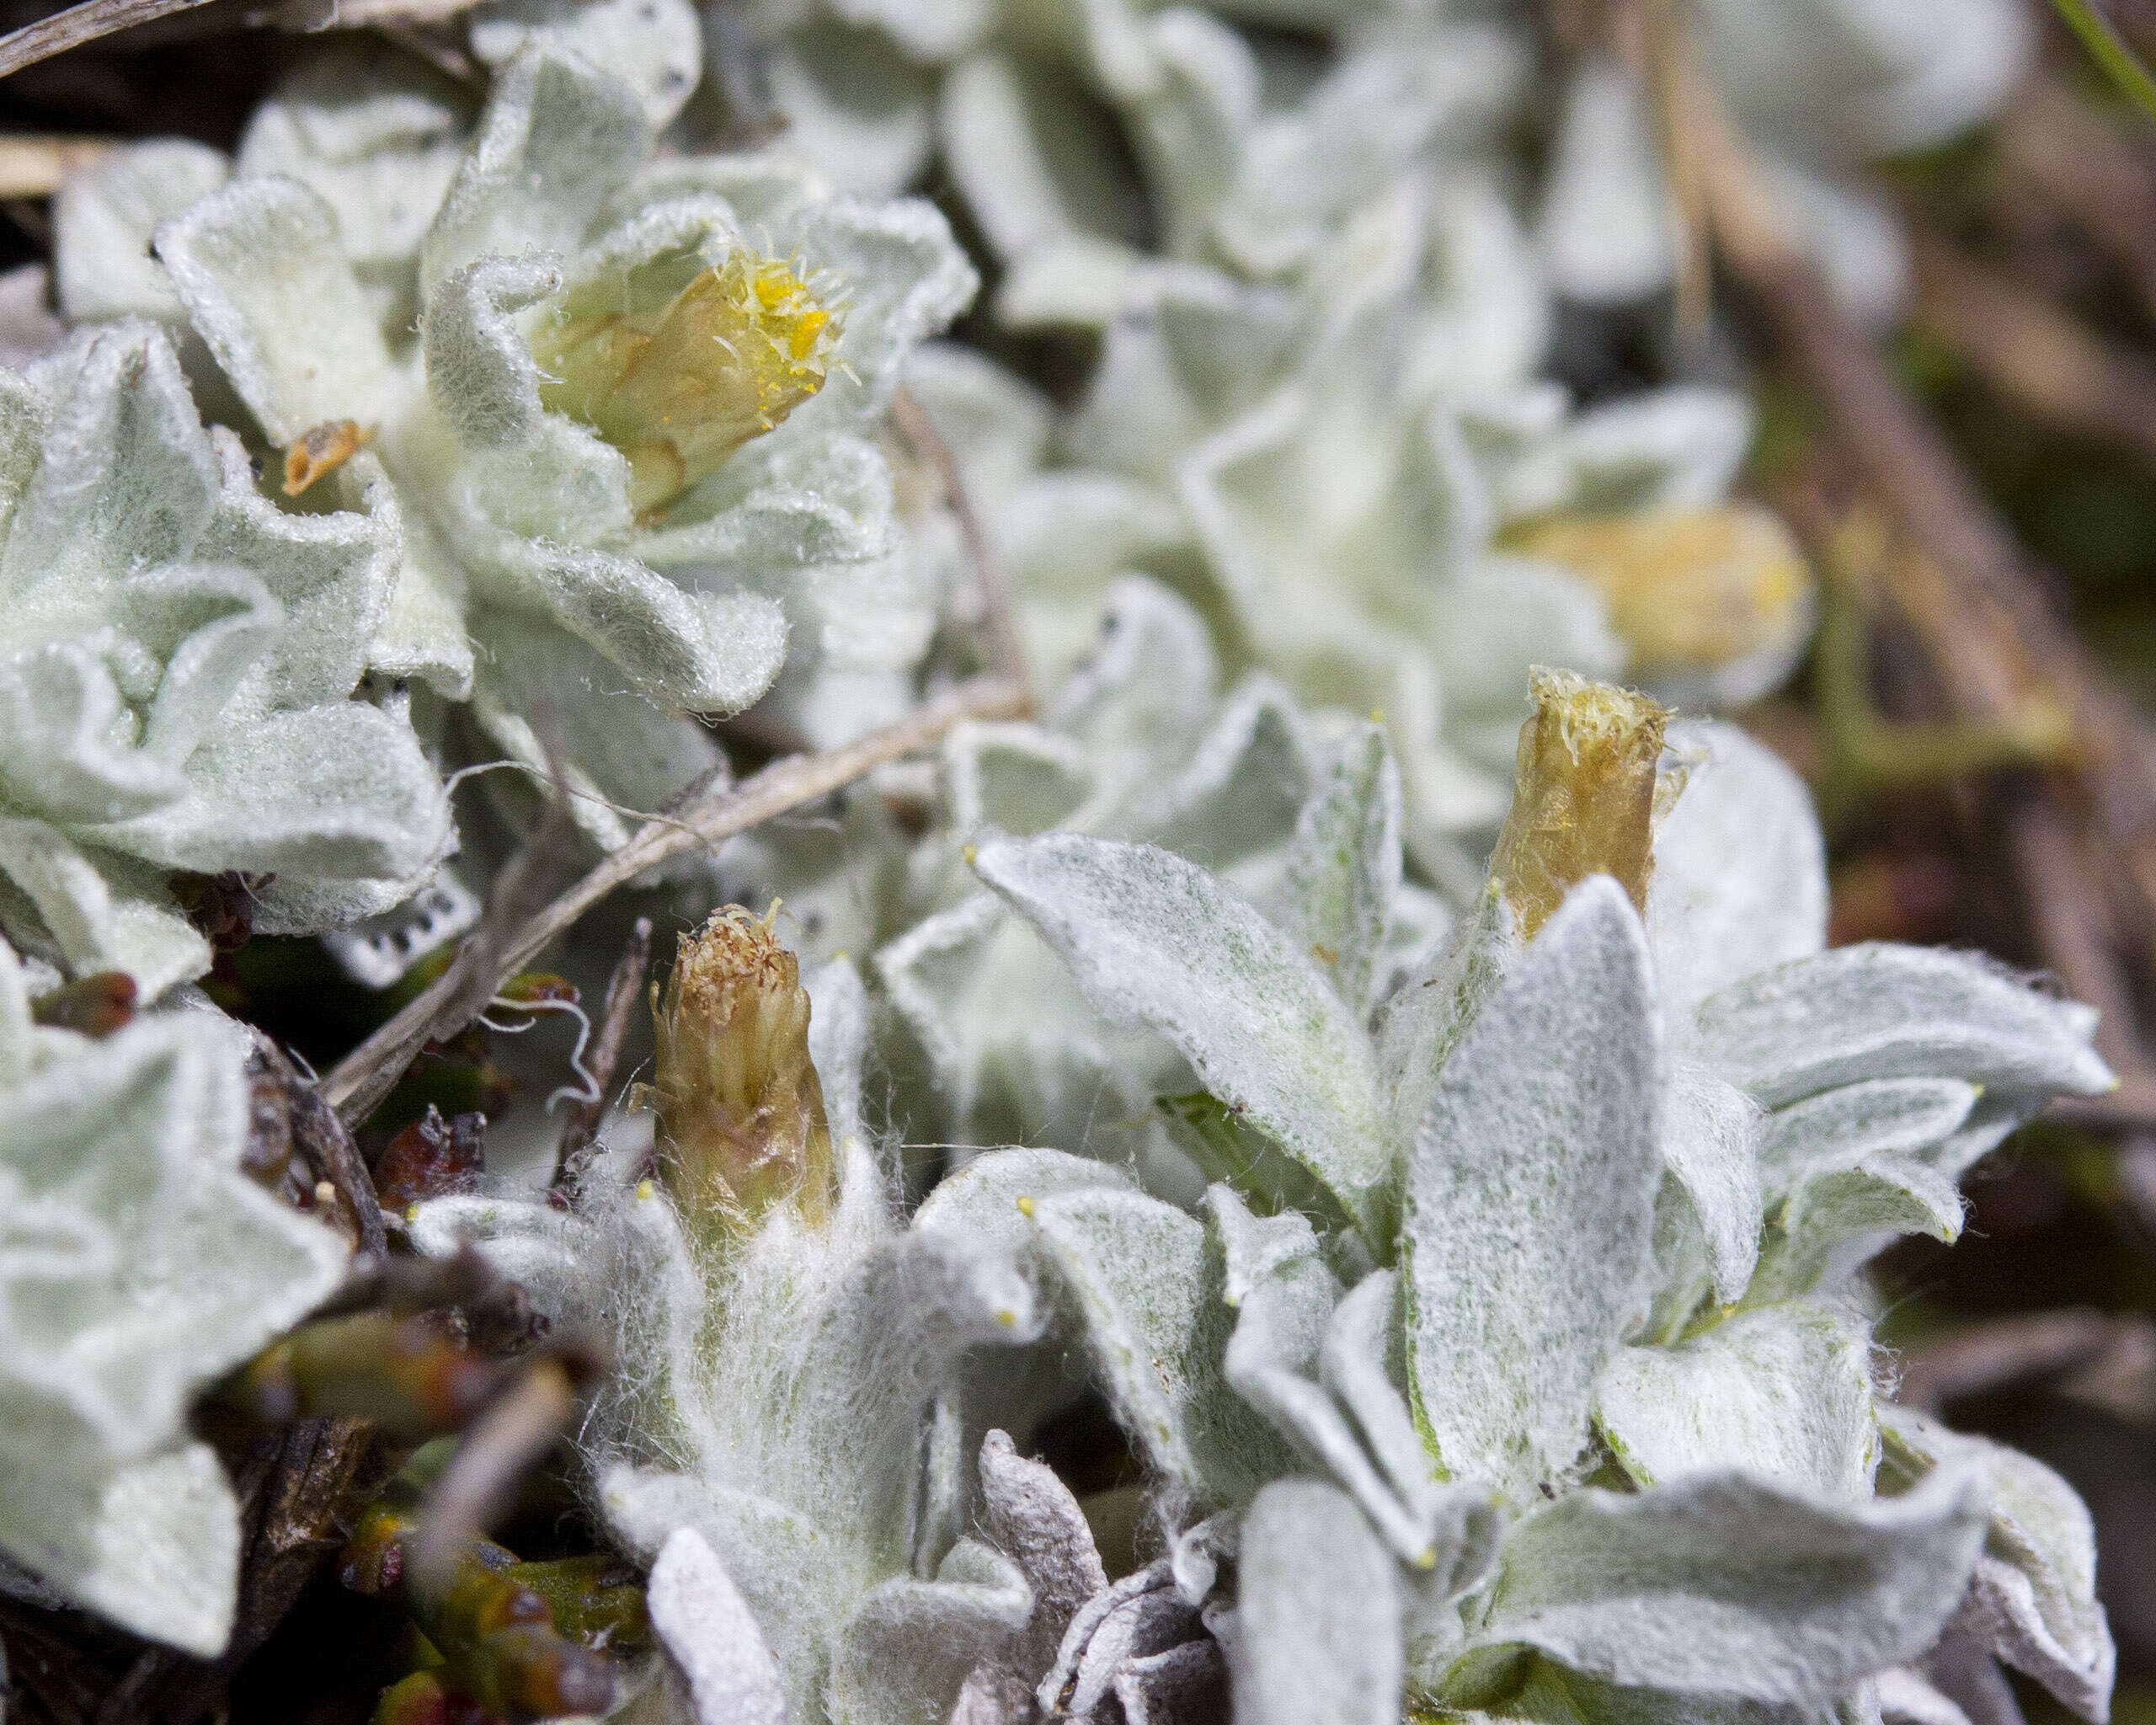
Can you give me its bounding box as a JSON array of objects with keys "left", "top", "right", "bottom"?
[
  {"left": 1909, "top": 224, "right": 2156, "bottom": 478},
  {"left": 324, "top": 674, "right": 1029, "bottom": 1126}
]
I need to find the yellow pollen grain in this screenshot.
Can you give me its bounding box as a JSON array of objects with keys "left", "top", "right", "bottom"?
[
  {"left": 1015, "top": 1195, "right": 1035, "bottom": 1218},
  {"left": 636, "top": 1178, "right": 656, "bottom": 1201},
  {"left": 791, "top": 309, "right": 830, "bottom": 359}
]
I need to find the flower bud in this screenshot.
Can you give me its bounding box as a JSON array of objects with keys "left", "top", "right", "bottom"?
[
  {"left": 527, "top": 253, "right": 838, "bottom": 516},
  {"left": 1487, "top": 669, "right": 1668, "bottom": 940},
  {"left": 648, "top": 907, "right": 835, "bottom": 1238},
  {"left": 1508, "top": 505, "right": 1812, "bottom": 697}
]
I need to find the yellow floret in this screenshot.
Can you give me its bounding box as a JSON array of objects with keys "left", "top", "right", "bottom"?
[
  {"left": 529, "top": 252, "right": 841, "bottom": 517},
  {"left": 1507, "top": 505, "right": 1813, "bottom": 681}
]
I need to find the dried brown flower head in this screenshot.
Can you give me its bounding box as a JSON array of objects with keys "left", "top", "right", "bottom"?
[{"left": 1487, "top": 669, "right": 1668, "bottom": 940}]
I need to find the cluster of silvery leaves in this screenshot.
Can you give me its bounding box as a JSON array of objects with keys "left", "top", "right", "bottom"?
[
  {"left": 47, "top": 0, "right": 978, "bottom": 869},
  {"left": 0, "top": 303, "right": 451, "bottom": 994},
  {"left": 0, "top": 0, "right": 990, "bottom": 1664},
  {"left": 0, "top": 2, "right": 2110, "bottom": 1719},
  {"left": 0, "top": 938, "right": 348, "bottom": 1655},
  {"left": 729, "top": 0, "right": 2028, "bottom": 321},
  {"left": 714, "top": 0, "right": 1790, "bottom": 884},
  {"left": 414, "top": 644, "right": 2118, "bottom": 1725},
  {"left": 718, "top": 575, "right": 1450, "bottom": 1177},
  {"left": 698, "top": 0, "right": 2024, "bottom": 877}
]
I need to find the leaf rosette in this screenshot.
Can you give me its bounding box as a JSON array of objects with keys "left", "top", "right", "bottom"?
[
  {"left": 936, "top": 671, "right": 2116, "bottom": 1725},
  {"left": 0, "top": 320, "right": 450, "bottom": 991},
  {"left": 54, "top": 1, "right": 979, "bottom": 845},
  {"left": 0, "top": 943, "right": 347, "bottom": 1654}
]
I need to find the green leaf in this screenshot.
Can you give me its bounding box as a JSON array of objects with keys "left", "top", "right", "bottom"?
[
  {"left": 1404, "top": 878, "right": 1662, "bottom": 1498},
  {"left": 1278, "top": 721, "right": 1401, "bottom": 1017},
  {"left": 419, "top": 42, "right": 649, "bottom": 297},
  {"left": 976, "top": 831, "right": 1395, "bottom": 1239},
  {"left": 156, "top": 177, "right": 396, "bottom": 442},
  {"left": 1029, "top": 1182, "right": 1294, "bottom": 1507},
  {"left": 1595, "top": 1305, "right": 1877, "bottom": 1497},
  {"left": 1456, "top": 1465, "right": 1989, "bottom": 1705},
  {"left": 1880, "top": 1407, "right": 2115, "bottom": 1722},
  {"left": 1232, "top": 1480, "right": 1404, "bottom": 1725},
  {"left": 0, "top": 994, "right": 346, "bottom": 1652},
  {"left": 1696, "top": 946, "right": 2113, "bottom": 1109}
]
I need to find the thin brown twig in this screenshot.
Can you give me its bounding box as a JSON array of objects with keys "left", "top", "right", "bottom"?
[
  {"left": 369, "top": 18, "right": 478, "bottom": 82},
  {"left": 1908, "top": 223, "right": 2156, "bottom": 478},
  {"left": 408, "top": 1355, "right": 583, "bottom": 1599},
  {"left": 1682, "top": 35, "right": 2156, "bottom": 1037},
  {"left": 255, "top": 1034, "right": 387, "bottom": 1263},
  {"left": 1996, "top": 76, "right": 2156, "bottom": 332},
  {"left": 324, "top": 675, "right": 1028, "bottom": 1126},
  {"left": 551, "top": 917, "right": 651, "bottom": 1188},
  {"left": 1895, "top": 1308, "right": 2154, "bottom": 1413},
  {"left": 328, "top": 726, "right": 584, "bottom": 1130},
  {"left": 891, "top": 388, "right": 1034, "bottom": 702},
  {"left": 1630, "top": 0, "right": 1712, "bottom": 337},
  {"left": 302, "top": 0, "right": 481, "bottom": 22},
  {"left": 0, "top": 0, "right": 216, "bottom": 79},
  {"left": 0, "top": 133, "right": 115, "bottom": 196},
  {"left": 1688, "top": 47, "right": 2155, "bottom": 753},
  {"left": 2049, "top": 1076, "right": 2156, "bottom": 1131},
  {"left": 1996, "top": 787, "right": 2156, "bottom": 1245},
  {"left": 2002, "top": 789, "right": 2148, "bottom": 1077}
]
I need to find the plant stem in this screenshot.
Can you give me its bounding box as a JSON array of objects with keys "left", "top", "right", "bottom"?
[{"left": 2050, "top": 0, "right": 2156, "bottom": 126}]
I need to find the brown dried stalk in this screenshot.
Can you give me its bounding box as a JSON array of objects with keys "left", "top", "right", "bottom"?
[
  {"left": 0, "top": 0, "right": 487, "bottom": 81},
  {"left": 0, "top": 134, "right": 115, "bottom": 196},
  {"left": 891, "top": 388, "right": 1034, "bottom": 700},
  {"left": 1909, "top": 224, "right": 2156, "bottom": 478},
  {"left": 0, "top": 0, "right": 215, "bottom": 79},
  {"left": 2050, "top": 1076, "right": 2156, "bottom": 1131},
  {"left": 1631, "top": 0, "right": 1712, "bottom": 336},
  {"left": 1996, "top": 77, "right": 2156, "bottom": 332},
  {"left": 1683, "top": 41, "right": 2156, "bottom": 966},
  {"left": 1896, "top": 1309, "right": 2154, "bottom": 1413},
  {"left": 254, "top": 1034, "right": 388, "bottom": 1263},
  {"left": 1686, "top": 51, "right": 2147, "bottom": 751},
  {"left": 408, "top": 1355, "right": 587, "bottom": 1599},
  {"left": 551, "top": 916, "right": 652, "bottom": 1187},
  {"left": 325, "top": 674, "right": 1028, "bottom": 1127}
]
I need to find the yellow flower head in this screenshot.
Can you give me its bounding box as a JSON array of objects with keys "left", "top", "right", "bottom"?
[
  {"left": 1508, "top": 505, "right": 1812, "bottom": 684},
  {"left": 529, "top": 249, "right": 841, "bottom": 516}
]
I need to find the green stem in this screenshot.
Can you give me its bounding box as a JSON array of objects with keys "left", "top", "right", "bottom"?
[
  {"left": 1813, "top": 576, "right": 2073, "bottom": 822},
  {"left": 2050, "top": 0, "right": 2156, "bottom": 126}
]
